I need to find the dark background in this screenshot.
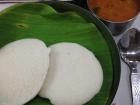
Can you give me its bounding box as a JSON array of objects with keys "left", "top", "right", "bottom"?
[{"left": 68, "top": 0, "right": 88, "bottom": 9}]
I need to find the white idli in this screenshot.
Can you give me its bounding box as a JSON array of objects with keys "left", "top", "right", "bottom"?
[
  {"left": 39, "top": 43, "right": 103, "bottom": 105},
  {"left": 0, "top": 39, "right": 50, "bottom": 105}
]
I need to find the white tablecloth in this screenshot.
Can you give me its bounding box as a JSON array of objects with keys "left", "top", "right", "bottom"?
[{"left": 0, "top": 3, "right": 140, "bottom": 105}]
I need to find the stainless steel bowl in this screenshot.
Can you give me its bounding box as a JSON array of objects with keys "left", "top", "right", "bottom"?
[{"left": 87, "top": 0, "right": 139, "bottom": 35}]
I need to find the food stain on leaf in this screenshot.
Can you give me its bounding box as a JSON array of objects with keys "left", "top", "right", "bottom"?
[{"left": 16, "top": 23, "right": 28, "bottom": 29}]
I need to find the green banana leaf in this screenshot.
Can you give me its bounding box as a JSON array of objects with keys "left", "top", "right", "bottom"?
[{"left": 0, "top": 2, "right": 120, "bottom": 105}]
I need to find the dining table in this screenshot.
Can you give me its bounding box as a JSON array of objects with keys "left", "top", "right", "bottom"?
[{"left": 0, "top": 1, "right": 140, "bottom": 105}]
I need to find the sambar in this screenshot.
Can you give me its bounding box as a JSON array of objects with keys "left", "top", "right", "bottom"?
[{"left": 88, "top": 0, "right": 140, "bottom": 22}]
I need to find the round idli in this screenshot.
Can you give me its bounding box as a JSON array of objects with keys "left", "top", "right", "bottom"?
[
  {"left": 0, "top": 39, "right": 50, "bottom": 105},
  {"left": 39, "top": 43, "right": 103, "bottom": 105}
]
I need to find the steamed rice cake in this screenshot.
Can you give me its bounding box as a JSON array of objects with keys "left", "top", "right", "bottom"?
[
  {"left": 39, "top": 42, "right": 103, "bottom": 105},
  {"left": 0, "top": 39, "right": 50, "bottom": 105}
]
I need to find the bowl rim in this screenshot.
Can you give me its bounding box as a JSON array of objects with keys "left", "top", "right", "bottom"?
[{"left": 87, "top": 0, "right": 139, "bottom": 24}]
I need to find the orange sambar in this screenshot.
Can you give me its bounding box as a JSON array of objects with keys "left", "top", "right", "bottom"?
[{"left": 88, "top": 0, "right": 140, "bottom": 22}]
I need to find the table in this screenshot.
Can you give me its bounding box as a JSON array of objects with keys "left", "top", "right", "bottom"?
[
  {"left": 113, "top": 13, "right": 140, "bottom": 105},
  {"left": 0, "top": 3, "right": 140, "bottom": 105}
]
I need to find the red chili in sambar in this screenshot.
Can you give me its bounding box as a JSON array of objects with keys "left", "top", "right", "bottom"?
[{"left": 88, "top": 0, "right": 140, "bottom": 22}]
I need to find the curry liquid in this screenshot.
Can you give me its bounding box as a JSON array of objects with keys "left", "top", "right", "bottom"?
[{"left": 89, "top": 0, "right": 140, "bottom": 22}]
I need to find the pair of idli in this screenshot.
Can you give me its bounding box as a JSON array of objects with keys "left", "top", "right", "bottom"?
[{"left": 0, "top": 39, "right": 103, "bottom": 105}]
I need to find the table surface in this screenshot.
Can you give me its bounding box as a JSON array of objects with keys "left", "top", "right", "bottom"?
[{"left": 0, "top": 3, "right": 140, "bottom": 105}]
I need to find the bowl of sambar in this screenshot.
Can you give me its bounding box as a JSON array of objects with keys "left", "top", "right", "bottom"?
[{"left": 87, "top": 0, "right": 140, "bottom": 35}]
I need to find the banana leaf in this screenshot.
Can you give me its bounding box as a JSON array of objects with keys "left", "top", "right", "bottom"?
[{"left": 0, "top": 2, "right": 120, "bottom": 105}]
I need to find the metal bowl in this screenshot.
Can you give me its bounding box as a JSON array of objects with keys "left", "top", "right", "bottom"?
[{"left": 87, "top": 0, "right": 139, "bottom": 35}]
